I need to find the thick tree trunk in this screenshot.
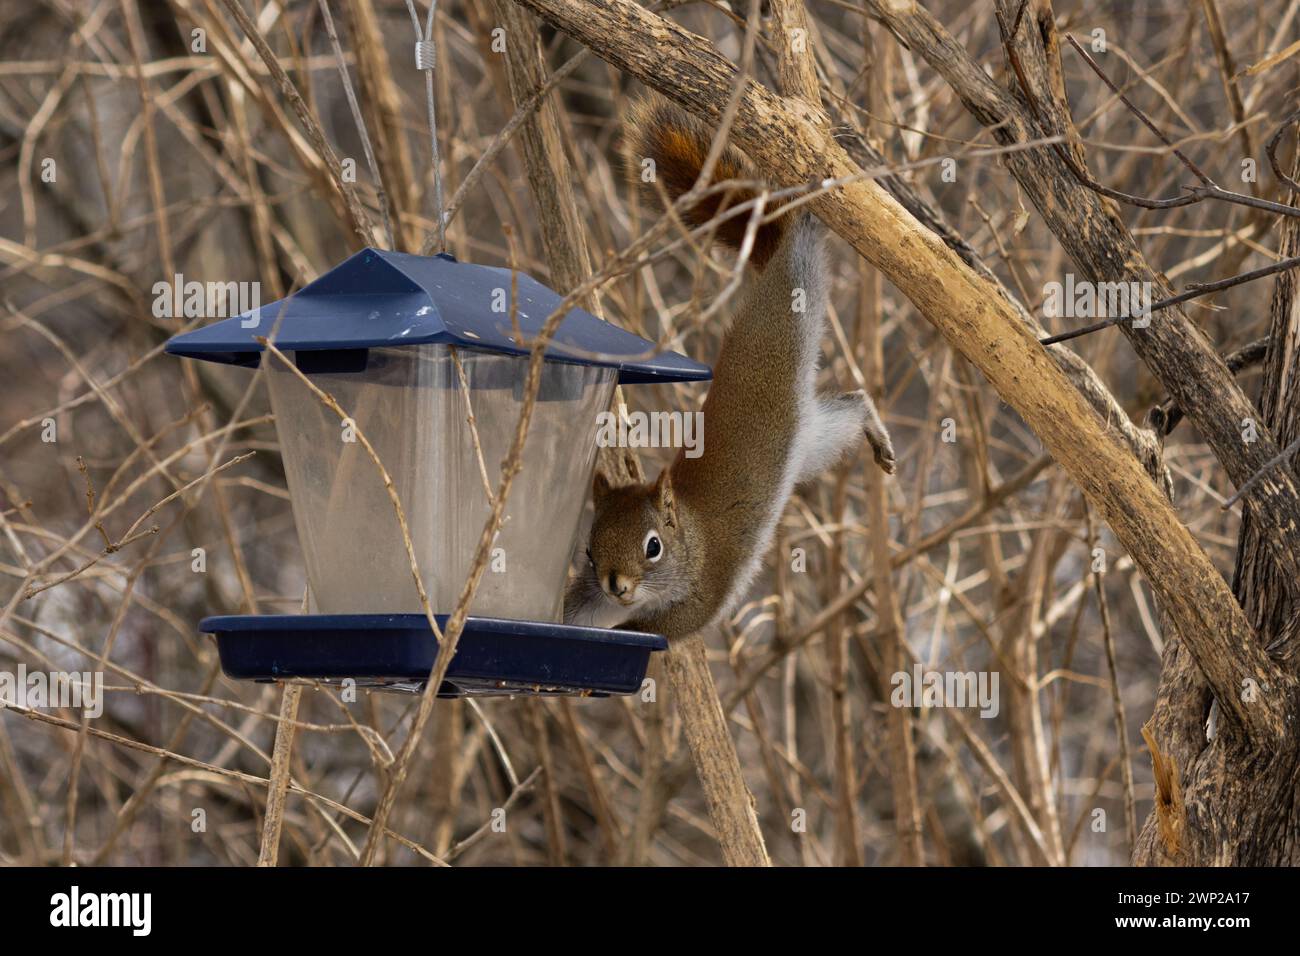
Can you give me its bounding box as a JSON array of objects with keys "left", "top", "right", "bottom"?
[{"left": 1136, "top": 154, "right": 1300, "bottom": 866}]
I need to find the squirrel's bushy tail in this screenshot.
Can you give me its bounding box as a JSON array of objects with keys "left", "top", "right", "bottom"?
[{"left": 624, "top": 96, "right": 790, "bottom": 268}]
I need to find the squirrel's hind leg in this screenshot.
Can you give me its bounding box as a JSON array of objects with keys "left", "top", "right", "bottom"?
[{"left": 798, "top": 390, "right": 895, "bottom": 480}]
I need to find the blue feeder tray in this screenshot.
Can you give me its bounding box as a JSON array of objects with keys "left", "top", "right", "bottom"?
[{"left": 202, "top": 613, "right": 667, "bottom": 698}]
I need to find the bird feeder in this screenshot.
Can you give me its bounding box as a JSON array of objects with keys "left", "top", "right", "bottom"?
[{"left": 166, "top": 248, "right": 710, "bottom": 697}]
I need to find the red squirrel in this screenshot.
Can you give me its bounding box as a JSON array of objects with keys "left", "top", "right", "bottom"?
[{"left": 564, "top": 97, "right": 894, "bottom": 637}]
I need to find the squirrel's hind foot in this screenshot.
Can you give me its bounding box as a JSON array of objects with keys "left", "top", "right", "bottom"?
[
  {"left": 847, "top": 389, "right": 895, "bottom": 475},
  {"left": 869, "top": 433, "right": 896, "bottom": 474},
  {"left": 799, "top": 389, "right": 895, "bottom": 480}
]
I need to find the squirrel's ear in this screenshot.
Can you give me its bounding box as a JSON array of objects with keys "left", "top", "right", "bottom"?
[
  {"left": 654, "top": 469, "right": 678, "bottom": 528},
  {"left": 592, "top": 470, "right": 612, "bottom": 507}
]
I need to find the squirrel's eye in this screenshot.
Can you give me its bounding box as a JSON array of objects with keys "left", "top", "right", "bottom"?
[
  {"left": 585, "top": 547, "right": 594, "bottom": 567},
  {"left": 643, "top": 530, "right": 663, "bottom": 563}
]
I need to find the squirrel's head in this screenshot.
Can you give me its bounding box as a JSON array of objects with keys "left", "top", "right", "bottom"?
[{"left": 585, "top": 468, "right": 687, "bottom": 617}]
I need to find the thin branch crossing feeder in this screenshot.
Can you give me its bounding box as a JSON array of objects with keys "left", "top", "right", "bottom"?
[{"left": 167, "top": 248, "right": 709, "bottom": 697}]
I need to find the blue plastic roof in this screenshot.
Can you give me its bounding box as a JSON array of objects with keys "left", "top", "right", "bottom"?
[{"left": 164, "top": 248, "right": 711, "bottom": 385}]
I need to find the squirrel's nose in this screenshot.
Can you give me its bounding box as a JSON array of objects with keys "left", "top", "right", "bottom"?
[{"left": 608, "top": 572, "right": 626, "bottom": 596}]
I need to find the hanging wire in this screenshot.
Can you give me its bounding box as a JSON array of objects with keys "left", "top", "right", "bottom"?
[
  {"left": 406, "top": 0, "right": 446, "bottom": 253},
  {"left": 317, "top": 0, "right": 394, "bottom": 250}
]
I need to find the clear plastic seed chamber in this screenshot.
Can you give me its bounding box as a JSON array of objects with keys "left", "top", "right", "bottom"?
[
  {"left": 267, "top": 346, "right": 614, "bottom": 620},
  {"left": 166, "top": 248, "right": 710, "bottom": 697}
]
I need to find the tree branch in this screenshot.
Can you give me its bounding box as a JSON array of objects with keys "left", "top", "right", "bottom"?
[{"left": 861, "top": 0, "right": 1300, "bottom": 600}]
